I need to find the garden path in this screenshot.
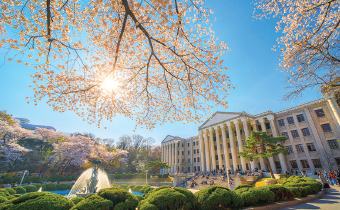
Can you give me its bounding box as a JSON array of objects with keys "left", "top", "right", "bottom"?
[{"left": 281, "top": 186, "right": 340, "bottom": 210}]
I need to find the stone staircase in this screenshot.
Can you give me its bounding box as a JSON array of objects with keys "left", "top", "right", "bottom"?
[{"left": 182, "top": 174, "right": 238, "bottom": 191}]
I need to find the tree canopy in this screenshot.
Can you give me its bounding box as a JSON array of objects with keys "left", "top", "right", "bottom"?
[
  {"left": 239, "top": 131, "right": 288, "bottom": 178},
  {"left": 255, "top": 0, "right": 340, "bottom": 100},
  {"left": 0, "top": 0, "right": 231, "bottom": 129}
]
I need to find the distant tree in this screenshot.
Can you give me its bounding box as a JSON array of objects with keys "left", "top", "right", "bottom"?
[
  {"left": 145, "top": 161, "right": 170, "bottom": 174},
  {"left": 116, "top": 135, "right": 132, "bottom": 150},
  {"left": 255, "top": 0, "right": 340, "bottom": 100},
  {"left": 239, "top": 131, "right": 288, "bottom": 178}
]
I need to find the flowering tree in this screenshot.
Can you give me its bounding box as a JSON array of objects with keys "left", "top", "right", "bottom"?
[
  {"left": 255, "top": 0, "right": 340, "bottom": 100},
  {"left": 0, "top": 0, "right": 231, "bottom": 129}
]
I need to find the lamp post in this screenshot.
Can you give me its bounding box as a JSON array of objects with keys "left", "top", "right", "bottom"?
[{"left": 146, "top": 170, "right": 149, "bottom": 185}]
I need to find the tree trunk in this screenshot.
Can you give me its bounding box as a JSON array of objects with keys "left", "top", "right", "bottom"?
[{"left": 265, "top": 158, "right": 275, "bottom": 179}]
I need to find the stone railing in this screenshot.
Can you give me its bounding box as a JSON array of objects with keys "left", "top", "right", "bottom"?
[{"left": 275, "top": 98, "right": 325, "bottom": 115}]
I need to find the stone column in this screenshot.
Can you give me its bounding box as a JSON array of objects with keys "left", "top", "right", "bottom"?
[
  {"left": 326, "top": 97, "right": 340, "bottom": 130},
  {"left": 242, "top": 117, "right": 255, "bottom": 171},
  {"left": 175, "top": 141, "right": 178, "bottom": 173},
  {"left": 170, "top": 142, "right": 173, "bottom": 173},
  {"left": 251, "top": 120, "right": 262, "bottom": 170},
  {"left": 234, "top": 119, "right": 246, "bottom": 171},
  {"left": 268, "top": 115, "right": 288, "bottom": 173},
  {"left": 227, "top": 122, "right": 238, "bottom": 172},
  {"left": 199, "top": 131, "right": 206, "bottom": 171},
  {"left": 203, "top": 130, "right": 211, "bottom": 171},
  {"left": 209, "top": 127, "right": 217, "bottom": 170},
  {"left": 220, "top": 124, "right": 231, "bottom": 170},
  {"left": 215, "top": 126, "right": 223, "bottom": 170},
  {"left": 259, "top": 118, "right": 277, "bottom": 173}
]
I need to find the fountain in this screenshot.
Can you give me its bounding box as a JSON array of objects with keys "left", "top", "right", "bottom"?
[
  {"left": 128, "top": 188, "right": 132, "bottom": 193},
  {"left": 38, "top": 187, "right": 42, "bottom": 192},
  {"left": 68, "top": 160, "right": 110, "bottom": 198}
]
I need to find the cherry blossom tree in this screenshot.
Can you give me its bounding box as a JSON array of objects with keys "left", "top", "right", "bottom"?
[
  {"left": 254, "top": 0, "right": 340, "bottom": 100},
  {"left": 0, "top": 0, "right": 231, "bottom": 129}
]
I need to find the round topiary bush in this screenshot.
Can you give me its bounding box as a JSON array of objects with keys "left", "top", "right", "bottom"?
[
  {"left": 5, "top": 188, "right": 16, "bottom": 195},
  {"left": 234, "top": 184, "right": 253, "bottom": 191},
  {"left": 70, "top": 194, "right": 113, "bottom": 210},
  {"left": 46, "top": 183, "right": 57, "bottom": 191},
  {"left": 71, "top": 197, "right": 84, "bottom": 205},
  {"left": 0, "top": 189, "right": 10, "bottom": 196},
  {"left": 258, "top": 185, "right": 294, "bottom": 202},
  {"left": 12, "top": 187, "right": 26, "bottom": 194},
  {"left": 68, "top": 184, "right": 74, "bottom": 190},
  {"left": 194, "top": 186, "right": 244, "bottom": 210},
  {"left": 56, "top": 184, "right": 69, "bottom": 191},
  {"left": 23, "top": 185, "right": 38, "bottom": 192},
  {"left": 97, "top": 187, "right": 138, "bottom": 210},
  {"left": 236, "top": 187, "right": 275, "bottom": 207},
  {"left": 10, "top": 192, "right": 74, "bottom": 210},
  {"left": 0, "top": 196, "right": 8, "bottom": 204}
]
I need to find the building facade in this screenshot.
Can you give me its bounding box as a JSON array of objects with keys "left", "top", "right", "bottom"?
[{"left": 161, "top": 93, "right": 340, "bottom": 174}]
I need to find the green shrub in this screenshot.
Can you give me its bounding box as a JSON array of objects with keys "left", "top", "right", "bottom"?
[
  {"left": 48, "top": 175, "right": 59, "bottom": 182},
  {"left": 34, "top": 184, "right": 47, "bottom": 191},
  {"left": 13, "top": 194, "right": 21, "bottom": 197},
  {"left": 71, "top": 197, "right": 84, "bottom": 205},
  {"left": 236, "top": 188, "right": 275, "bottom": 207},
  {"left": 139, "top": 202, "right": 158, "bottom": 210},
  {"left": 118, "top": 184, "right": 128, "bottom": 190},
  {"left": 0, "top": 189, "right": 10, "bottom": 196},
  {"left": 66, "top": 175, "right": 73, "bottom": 181},
  {"left": 70, "top": 194, "right": 113, "bottom": 210},
  {"left": 258, "top": 185, "right": 294, "bottom": 202},
  {"left": 108, "top": 174, "right": 115, "bottom": 181},
  {"left": 69, "top": 184, "right": 74, "bottom": 190},
  {"left": 2, "top": 177, "right": 14, "bottom": 184},
  {"left": 10, "top": 192, "right": 74, "bottom": 210},
  {"left": 56, "top": 184, "right": 69, "bottom": 191},
  {"left": 97, "top": 187, "right": 138, "bottom": 210},
  {"left": 0, "top": 196, "right": 8, "bottom": 204},
  {"left": 4, "top": 188, "right": 16, "bottom": 195},
  {"left": 162, "top": 174, "right": 169, "bottom": 178},
  {"left": 195, "top": 186, "right": 244, "bottom": 210},
  {"left": 23, "top": 185, "right": 38, "bottom": 192},
  {"left": 13, "top": 177, "right": 22, "bottom": 184},
  {"left": 135, "top": 195, "right": 144, "bottom": 202},
  {"left": 46, "top": 183, "right": 57, "bottom": 191},
  {"left": 12, "top": 187, "right": 26, "bottom": 194},
  {"left": 0, "top": 179, "right": 3, "bottom": 185},
  {"left": 114, "top": 174, "right": 121, "bottom": 179},
  {"left": 72, "top": 175, "right": 79, "bottom": 180},
  {"left": 140, "top": 187, "right": 197, "bottom": 210},
  {"left": 157, "top": 174, "right": 162, "bottom": 178},
  {"left": 234, "top": 184, "right": 253, "bottom": 191}
]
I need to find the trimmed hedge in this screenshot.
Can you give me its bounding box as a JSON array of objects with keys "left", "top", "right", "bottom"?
[
  {"left": 0, "top": 189, "right": 10, "bottom": 197},
  {"left": 258, "top": 185, "right": 294, "bottom": 202},
  {"left": 234, "top": 184, "right": 252, "bottom": 191},
  {"left": 12, "top": 187, "right": 26, "bottom": 194},
  {"left": 97, "top": 187, "right": 138, "bottom": 210},
  {"left": 2, "top": 177, "right": 14, "bottom": 184},
  {"left": 195, "top": 186, "right": 244, "bottom": 210},
  {"left": 70, "top": 194, "right": 113, "bottom": 210},
  {"left": 34, "top": 184, "right": 47, "bottom": 191},
  {"left": 236, "top": 187, "right": 275, "bottom": 207},
  {"left": 4, "top": 188, "right": 16, "bottom": 195},
  {"left": 46, "top": 183, "right": 57, "bottom": 191},
  {"left": 56, "top": 184, "right": 69, "bottom": 191},
  {"left": 8, "top": 192, "right": 74, "bottom": 210},
  {"left": 23, "top": 185, "right": 38, "bottom": 192}
]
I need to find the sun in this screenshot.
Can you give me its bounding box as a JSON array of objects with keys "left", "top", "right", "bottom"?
[{"left": 101, "top": 77, "right": 120, "bottom": 92}]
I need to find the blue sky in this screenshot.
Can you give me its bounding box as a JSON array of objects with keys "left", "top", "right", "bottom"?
[{"left": 0, "top": 1, "right": 322, "bottom": 145}]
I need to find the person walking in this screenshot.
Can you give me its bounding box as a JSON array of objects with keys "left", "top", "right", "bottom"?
[
  {"left": 337, "top": 169, "right": 340, "bottom": 187},
  {"left": 331, "top": 170, "right": 338, "bottom": 186},
  {"left": 320, "top": 174, "right": 330, "bottom": 193}
]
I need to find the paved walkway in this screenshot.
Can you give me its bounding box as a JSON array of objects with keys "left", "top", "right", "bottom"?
[{"left": 281, "top": 186, "right": 340, "bottom": 210}]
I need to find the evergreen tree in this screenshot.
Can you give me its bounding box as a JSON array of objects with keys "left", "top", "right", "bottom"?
[{"left": 239, "top": 131, "right": 288, "bottom": 178}]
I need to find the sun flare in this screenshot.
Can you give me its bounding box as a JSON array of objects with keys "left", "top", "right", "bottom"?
[{"left": 101, "top": 77, "right": 119, "bottom": 92}]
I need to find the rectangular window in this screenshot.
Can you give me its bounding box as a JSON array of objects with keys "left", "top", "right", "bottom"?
[
  {"left": 307, "top": 143, "right": 316, "bottom": 151},
  {"left": 266, "top": 122, "right": 271, "bottom": 129},
  {"left": 188, "top": 158, "right": 190, "bottom": 163},
  {"left": 197, "top": 141, "right": 199, "bottom": 146},
  {"left": 328, "top": 140, "right": 339, "bottom": 149},
  {"left": 300, "top": 159, "right": 310, "bottom": 168},
  {"left": 315, "top": 109, "right": 325, "bottom": 117},
  {"left": 215, "top": 155, "right": 218, "bottom": 160},
  {"left": 194, "top": 150, "right": 196, "bottom": 154},
  {"left": 188, "top": 150, "right": 190, "bottom": 155},
  {"left": 258, "top": 125, "right": 262, "bottom": 131},
  {"left": 234, "top": 131, "right": 237, "bottom": 136},
  {"left": 197, "top": 149, "right": 199, "bottom": 154},
  {"left": 182, "top": 151, "right": 184, "bottom": 155},
  {"left": 220, "top": 144, "right": 223, "bottom": 149},
  {"left": 188, "top": 167, "right": 190, "bottom": 172},
  {"left": 197, "top": 157, "right": 200, "bottom": 162},
  {"left": 182, "top": 143, "right": 184, "bottom": 147},
  {"left": 226, "top": 132, "right": 229, "bottom": 138},
  {"left": 214, "top": 145, "right": 217, "bottom": 150},
  {"left": 287, "top": 117, "right": 295, "bottom": 124},
  {"left": 188, "top": 143, "right": 190, "bottom": 147},
  {"left": 194, "top": 166, "right": 196, "bottom": 171},
  {"left": 251, "top": 126, "right": 254, "bottom": 131},
  {"left": 221, "top": 154, "right": 224, "bottom": 160},
  {"left": 291, "top": 130, "right": 299, "bottom": 138},
  {"left": 198, "top": 166, "right": 200, "bottom": 171},
  {"left": 242, "top": 140, "right": 245, "bottom": 145},
  {"left": 312, "top": 159, "right": 322, "bottom": 168},
  {"left": 178, "top": 151, "right": 179, "bottom": 155},
  {"left": 297, "top": 114, "right": 305, "bottom": 122},
  {"left": 193, "top": 141, "right": 195, "bottom": 146},
  {"left": 194, "top": 158, "right": 196, "bottom": 162},
  {"left": 275, "top": 161, "right": 281, "bottom": 169},
  {"left": 282, "top": 132, "right": 288, "bottom": 138},
  {"left": 301, "top": 128, "right": 310, "bottom": 136},
  {"left": 296, "top": 144, "right": 304, "bottom": 153},
  {"left": 286, "top": 145, "right": 293, "bottom": 154},
  {"left": 229, "top": 153, "right": 232, "bottom": 159},
  {"left": 290, "top": 160, "right": 298, "bottom": 168},
  {"left": 321, "top": 123, "right": 332, "bottom": 132},
  {"left": 240, "top": 129, "right": 243, "bottom": 135},
  {"left": 228, "top": 143, "right": 230, "bottom": 148},
  {"left": 213, "top": 136, "right": 216, "bottom": 141},
  {"left": 236, "top": 141, "right": 239, "bottom": 147},
  {"left": 278, "top": 119, "right": 285, "bottom": 126},
  {"left": 178, "top": 159, "right": 179, "bottom": 163}
]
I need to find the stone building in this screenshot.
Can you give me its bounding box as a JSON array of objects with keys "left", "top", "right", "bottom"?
[{"left": 161, "top": 92, "right": 340, "bottom": 174}]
